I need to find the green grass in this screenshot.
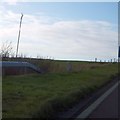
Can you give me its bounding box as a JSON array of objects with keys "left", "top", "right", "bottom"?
[{"left": 3, "top": 63, "right": 118, "bottom": 119}]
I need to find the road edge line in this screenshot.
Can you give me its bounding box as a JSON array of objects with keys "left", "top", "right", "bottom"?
[{"left": 76, "top": 81, "right": 119, "bottom": 119}]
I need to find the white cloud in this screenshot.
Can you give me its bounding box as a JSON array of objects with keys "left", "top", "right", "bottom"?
[
  {"left": 0, "top": 10, "right": 118, "bottom": 61},
  {"left": 1, "top": 0, "right": 25, "bottom": 5}
]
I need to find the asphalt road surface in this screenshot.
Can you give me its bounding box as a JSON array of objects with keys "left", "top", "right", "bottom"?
[
  {"left": 76, "top": 81, "right": 120, "bottom": 119},
  {"left": 88, "top": 82, "right": 119, "bottom": 119}
]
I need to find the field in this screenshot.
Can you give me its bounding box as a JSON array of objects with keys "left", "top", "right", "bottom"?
[
  {"left": 2, "top": 59, "right": 118, "bottom": 119},
  {"left": 2, "top": 57, "right": 114, "bottom": 73}
]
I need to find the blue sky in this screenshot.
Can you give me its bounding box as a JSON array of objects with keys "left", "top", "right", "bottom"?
[
  {"left": 0, "top": 2, "right": 118, "bottom": 61},
  {"left": 3, "top": 2, "right": 118, "bottom": 24}
]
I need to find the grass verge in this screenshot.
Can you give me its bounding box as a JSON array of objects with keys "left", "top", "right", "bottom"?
[{"left": 2, "top": 63, "right": 118, "bottom": 119}]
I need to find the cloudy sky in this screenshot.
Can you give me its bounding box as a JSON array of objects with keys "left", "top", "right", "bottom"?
[{"left": 0, "top": 2, "right": 118, "bottom": 61}]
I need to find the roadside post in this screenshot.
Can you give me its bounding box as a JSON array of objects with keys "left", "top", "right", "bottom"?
[
  {"left": 66, "top": 62, "right": 72, "bottom": 72},
  {"left": 118, "top": 46, "right": 120, "bottom": 62}
]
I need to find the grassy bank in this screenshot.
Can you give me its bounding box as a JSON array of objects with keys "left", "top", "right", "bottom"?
[
  {"left": 3, "top": 63, "right": 118, "bottom": 119},
  {"left": 2, "top": 57, "right": 110, "bottom": 73}
]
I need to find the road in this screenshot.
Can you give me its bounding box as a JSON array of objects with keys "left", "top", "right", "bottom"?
[{"left": 76, "top": 80, "right": 119, "bottom": 119}]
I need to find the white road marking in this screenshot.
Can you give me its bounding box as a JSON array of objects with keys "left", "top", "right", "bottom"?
[{"left": 75, "top": 81, "right": 119, "bottom": 119}]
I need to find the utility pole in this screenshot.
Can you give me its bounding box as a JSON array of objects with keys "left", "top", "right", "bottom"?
[{"left": 16, "top": 13, "right": 23, "bottom": 57}]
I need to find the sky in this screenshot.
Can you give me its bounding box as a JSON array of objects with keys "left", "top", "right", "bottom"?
[{"left": 0, "top": 1, "right": 118, "bottom": 61}]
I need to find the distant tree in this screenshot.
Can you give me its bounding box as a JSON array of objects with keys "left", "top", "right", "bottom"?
[
  {"left": 114, "top": 58, "right": 116, "bottom": 63},
  {"left": 95, "top": 58, "right": 97, "bottom": 62},
  {"left": 10, "top": 52, "right": 15, "bottom": 58},
  {"left": 0, "top": 40, "right": 13, "bottom": 58},
  {"left": 111, "top": 59, "right": 112, "bottom": 63}
]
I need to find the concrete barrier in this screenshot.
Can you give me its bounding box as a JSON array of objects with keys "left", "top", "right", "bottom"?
[{"left": 1, "top": 61, "right": 42, "bottom": 76}]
